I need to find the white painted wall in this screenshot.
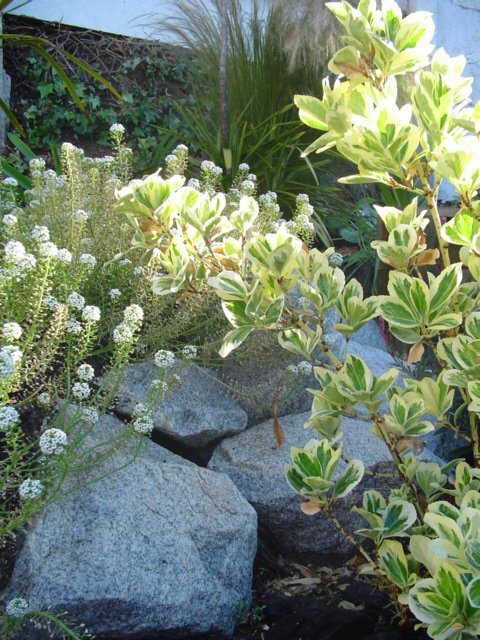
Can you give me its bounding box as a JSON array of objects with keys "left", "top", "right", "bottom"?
[{"left": 10, "top": 0, "right": 255, "bottom": 40}]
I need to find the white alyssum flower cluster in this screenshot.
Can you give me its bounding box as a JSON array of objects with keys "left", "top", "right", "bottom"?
[
  {"left": 5, "top": 597, "right": 29, "bottom": 617},
  {"left": 57, "top": 248, "right": 72, "bottom": 263},
  {"left": 79, "top": 253, "right": 97, "bottom": 269},
  {"left": 113, "top": 304, "right": 144, "bottom": 344},
  {"left": 151, "top": 379, "right": 168, "bottom": 393},
  {"left": 67, "top": 292, "right": 86, "bottom": 310},
  {"left": 154, "top": 349, "right": 175, "bottom": 369},
  {"left": 108, "top": 288, "right": 121, "bottom": 299},
  {"left": 2, "top": 322, "right": 22, "bottom": 340},
  {"left": 19, "top": 478, "right": 43, "bottom": 500},
  {"left": 72, "top": 382, "right": 91, "bottom": 400},
  {"left": 181, "top": 345, "right": 197, "bottom": 360},
  {"left": 0, "top": 348, "right": 15, "bottom": 379},
  {"left": 287, "top": 361, "right": 313, "bottom": 376},
  {"left": 37, "top": 241, "right": 58, "bottom": 258},
  {"left": 39, "top": 428, "right": 67, "bottom": 455},
  {"left": 66, "top": 319, "right": 82, "bottom": 334},
  {"left": 113, "top": 324, "right": 133, "bottom": 344},
  {"left": 133, "top": 414, "right": 154, "bottom": 435},
  {"left": 0, "top": 405, "right": 19, "bottom": 430},
  {"left": 81, "top": 407, "right": 99, "bottom": 424},
  {"left": 30, "top": 225, "right": 50, "bottom": 242},
  {"left": 43, "top": 296, "right": 60, "bottom": 311},
  {"left": 82, "top": 306, "right": 101, "bottom": 322},
  {"left": 77, "top": 363, "right": 95, "bottom": 381},
  {"left": 37, "top": 392, "right": 52, "bottom": 407},
  {"left": 110, "top": 123, "right": 125, "bottom": 135},
  {"left": 2, "top": 213, "right": 18, "bottom": 228},
  {"left": 4, "top": 240, "right": 26, "bottom": 262}
]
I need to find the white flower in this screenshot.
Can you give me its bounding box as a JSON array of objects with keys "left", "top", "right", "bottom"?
[
  {"left": 213, "top": 166, "right": 223, "bottom": 176},
  {"left": 151, "top": 379, "right": 168, "bottom": 393},
  {"left": 38, "top": 241, "right": 58, "bottom": 258},
  {"left": 187, "top": 178, "right": 201, "bottom": 190},
  {"left": 154, "top": 349, "right": 175, "bottom": 369},
  {"left": 296, "top": 214, "right": 310, "bottom": 226},
  {"left": 285, "top": 220, "right": 297, "bottom": 231},
  {"left": 238, "top": 162, "right": 250, "bottom": 172},
  {"left": 297, "top": 193, "right": 309, "bottom": 203},
  {"left": 175, "top": 144, "right": 188, "bottom": 153},
  {"left": 133, "top": 414, "right": 154, "bottom": 434},
  {"left": 150, "top": 248, "right": 161, "bottom": 260},
  {"left": 4, "top": 240, "right": 26, "bottom": 263},
  {"left": 67, "top": 292, "right": 86, "bottom": 310},
  {"left": 240, "top": 179, "right": 255, "bottom": 194},
  {"left": 43, "top": 295, "right": 60, "bottom": 310},
  {"left": 286, "top": 364, "right": 298, "bottom": 375},
  {"left": 77, "top": 363, "right": 95, "bottom": 381},
  {"left": 30, "top": 225, "right": 50, "bottom": 242},
  {"left": 3, "top": 345, "right": 22, "bottom": 365},
  {"left": 79, "top": 253, "right": 97, "bottom": 269},
  {"left": 12, "top": 253, "right": 36, "bottom": 275},
  {"left": 119, "top": 258, "right": 131, "bottom": 266},
  {"left": 201, "top": 160, "right": 215, "bottom": 171},
  {"left": 182, "top": 345, "right": 197, "bottom": 360},
  {"left": 61, "top": 142, "right": 76, "bottom": 152},
  {"left": 66, "top": 319, "right": 82, "bottom": 334},
  {"left": 133, "top": 266, "right": 145, "bottom": 276},
  {"left": 5, "top": 597, "right": 29, "bottom": 617},
  {"left": 57, "top": 248, "right": 72, "bottom": 263},
  {"left": 81, "top": 407, "right": 99, "bottom": 424},
  {"left": 39, "top": 428, "right": 67, "bottom": 455},
  {"left": 123, "top": 304, "right": 144, "bottom": 326},
  {"left": 37, "top": 392, "right": 51, "bottom": 407},
  {"left": 110, "top": 123, "right": 125, "bottom": 135},
  {"left": 0, "top": 406, "right": 19, "bottom": 430},
  {"left": 72, "top": 382, "right": 91, "bottom": 400},
  {"left": 2, "top": 322, "right": 22, "bottom": 340},
  {"left": 74, "top": 209, "right": 89, "bottom": 222},
  {"left": 0, "top": 348, "right": 15, "bottom": 378},
  {"left": 170, "top": 373, "right": 181, "bottom": 384},
  {"left": 2, "top": 213, "right": 17, "bottom": 228},
  {"left": 19, "top": 478, "right": 43, "bottom": 500},
  {"left": 133, "top": 402, "right": 148, "bottom": 416},
  {"left": 297, "top": 360, "right": 313, "bottom": 376},
  {"left": 113, "top": 323, "right": 133, "bottom": 343},
  {"left": 108, "top": 288, "right": 121, "bottom": 299},
  {"left": 3, "top": 177, "right": 18, "bottom": 187},
  {"left": 82, "top": 306, "right": 101, "bottom": 322},
  {"left": 29, "top": 158, "right": 46, "bottom": 171}
]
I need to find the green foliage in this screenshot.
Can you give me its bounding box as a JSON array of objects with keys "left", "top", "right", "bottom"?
[
  {"left": 158, "top": 0, "right": 350, "bottom": 239},
  {"left": 14, "top": 52, "right": 199, "bottom": 173},
  {"left": 135, "top": 1, "right": 480, "bottom": 637}
]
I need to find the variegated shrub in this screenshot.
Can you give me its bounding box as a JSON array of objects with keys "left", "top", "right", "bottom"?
[{"left": 117, "top": 1, "right": 480, "bottom": 637}]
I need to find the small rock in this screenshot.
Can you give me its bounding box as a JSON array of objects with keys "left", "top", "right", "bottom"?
[{"left": 114, "top": 359, "right": 248, "bottom": 447}]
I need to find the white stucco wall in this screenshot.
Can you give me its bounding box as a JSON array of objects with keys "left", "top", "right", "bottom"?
[{"left": 10, "top": 0, "right": 254, "bottom": 40}]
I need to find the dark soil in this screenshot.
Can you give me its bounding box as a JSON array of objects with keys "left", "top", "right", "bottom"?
[{"left": 96, "top": 530, "right": 428, "bottom": 640}]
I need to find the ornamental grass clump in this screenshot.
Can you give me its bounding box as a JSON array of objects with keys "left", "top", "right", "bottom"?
[{"left": 129, "top": 1, "right": 480, "bottom": 636}]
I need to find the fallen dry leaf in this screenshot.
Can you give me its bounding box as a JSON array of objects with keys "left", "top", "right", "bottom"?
[
  {"left": 407, "top": 340, "right": 425, "bottom": 364},
  {"left": 338, "top": 600, "right": 365, "bottom": 611}
]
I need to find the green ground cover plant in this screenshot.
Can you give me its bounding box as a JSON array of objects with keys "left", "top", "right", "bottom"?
[{"left": 111, "top": 2, "right": 480, "bottom": 637}]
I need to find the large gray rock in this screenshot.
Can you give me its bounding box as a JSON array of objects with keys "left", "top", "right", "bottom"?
[
  {"left": 350, "top": 319, "right": 388, "bottom": 353},
  {"left": 114, "top": 359, "right": 248, "bottom": 447},
  {"left": 208, "top": 412, "right": 441, "bottom": 560},
  {"left": 218, "top": 307, "right": 346, "bottom": 426},
  {"left": 3, "top": 412, "right": 257, "bottom": 639}
]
